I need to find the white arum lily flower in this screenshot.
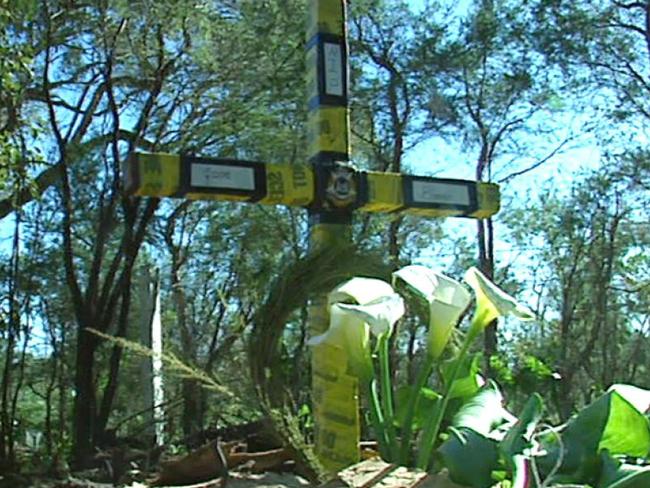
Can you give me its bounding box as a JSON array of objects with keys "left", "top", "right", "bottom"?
[
  {"left": 464, "top": 267, "right": 535, "bottom": 335},
  {"left": 393, "top": 265, "right": 471, "bottom": 359},
  {"left": 337, "top": 293, "right": 405, "bottom": 338},
  {"left": 308, "top": 277, "right": 403, "bottom": 382},
  {"left": 308, "top": 303, "right": 373, "bottom": 382},
  {"left": 328, "top": 277, "right": 395, "bottom": 307}
]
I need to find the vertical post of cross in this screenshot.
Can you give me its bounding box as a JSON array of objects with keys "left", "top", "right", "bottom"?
[{"left": 306, "top": 0, "right": 360, "bottom": 473}]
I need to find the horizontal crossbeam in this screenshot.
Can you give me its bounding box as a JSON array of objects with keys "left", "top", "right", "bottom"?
[{"left": 125, "top": 152, "right": 500, "bottom": 219}]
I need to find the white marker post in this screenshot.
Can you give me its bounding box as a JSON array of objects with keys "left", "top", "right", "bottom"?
[{"left": 138, "top": 269, "right": 165, "bottom": 446}]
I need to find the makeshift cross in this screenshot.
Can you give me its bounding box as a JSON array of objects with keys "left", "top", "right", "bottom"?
[{"left": 124, "top": 0, "right": 500, "bottom": 473}]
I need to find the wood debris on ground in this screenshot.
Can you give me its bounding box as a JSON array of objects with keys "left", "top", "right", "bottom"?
[{"left": 321, "top": 458, "right": 467, "bottom": 488}]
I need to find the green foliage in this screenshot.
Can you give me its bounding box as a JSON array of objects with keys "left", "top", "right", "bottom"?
[
  {"left": 395, "top": 386, "right": 440, "bottom": 430},
  {"left": 438, "top": 427, "right": 500, "bottom": 488},
  {"left": 432, "top": 382, "right": 650, "bottom": 488},
  {"left": 441, "top": 353, "right": 483, "bottom": 401},
  {"left": 450, "top": 381, "right": 511, "bottom": 437},
  {"left": 539, "top": 387, "right": 650, "bottom": 484},
  {"left": 598, "top": 452, "right": 650, "bottom": 488}
]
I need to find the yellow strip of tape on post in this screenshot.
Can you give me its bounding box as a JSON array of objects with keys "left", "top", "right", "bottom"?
[
  {"left": 260, "top": 163, "right": 315, "bottom": 207},
  {"left": 471, "top": 182, "right": 500, "bottom": 218},
  {"left": 312, "top": 343, "right": 360, "bottom": 472},
  {"left": 307, "top": 0, "right": 344, "bottom": 39},
  {"left": 307, "top": 106, "right": 348, "bottom": 157},
  {"left": 359, "top": 171, "right": 404, "bottom": 213},
  {"left": 130, "top": 153, "right": 181, "bottom": 197}
]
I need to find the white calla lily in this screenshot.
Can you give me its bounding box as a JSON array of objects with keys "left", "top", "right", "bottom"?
[
  {"left": 393, "top": 265, "right": 471, "bottom": 359},
  {"left": 328, "top": 276, "right": 396, "bottom": 306},
  {"left": 308, "top": 304, "right": 373, "bottom": 382},
  {"left": 308, "top": 277, "right": 401, "bottom": 382},
  {"left": 464, "top": 267, "right": 535, "bottom": 334},
  {"left": 337, "top": 293, "right": 405, "bottom": 337}
]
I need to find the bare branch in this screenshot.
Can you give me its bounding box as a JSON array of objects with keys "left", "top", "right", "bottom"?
[{"left": 498, "top": 137, "right": 572, "bottom": 183}]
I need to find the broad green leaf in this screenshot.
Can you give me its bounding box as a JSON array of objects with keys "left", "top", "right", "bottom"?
[
  {"left": 599, "top": 393, "right": 650, "bottom": 457},
  {"left": 441, "top": 353, "right": 485, "bottom": 401},
  {"left": 500, "top": 394, "right": 544, "bottom": 472},
  {"left": 500, "top": 393, "right": 543, "bottom": 455},
  {"left": 539, "top": 388, "right": 650, "bottom": 484},
  {"left": 598, "top": 452, "right": 650, "bottom": 488},
  {"left": 394, "top": 385, "right": 440, "bottom": 430},
  {"left": 438, "top": 427, "right": 500, "bottom": 488},
  {"left": 451, "top": 381, "right": 514, "bottom": 437},
  {"left": 608, "top": 384, "right": 650, "bottom": 415}
]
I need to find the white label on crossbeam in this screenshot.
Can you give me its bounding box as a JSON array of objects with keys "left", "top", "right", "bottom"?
[
  {"left": 324, "top": 43, "right": 344, "bottom": 96},
  {"left": 412, "top": 181, "right": 471, "bottom": 206},
  {"left": 191, "top": 164, "right": 255, "bottom": 190}
]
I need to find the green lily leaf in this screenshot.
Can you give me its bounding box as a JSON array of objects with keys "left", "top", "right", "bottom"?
[
  {"left": 441, "top": 353, "right": 485, "bottom": 401},
  {"left": 598, "top": 451, "right": 650, "bottom": 488},
  {"left": 451, "top": 381, "right": 515, "bottom": 437},
  {"left": 438, "top": 427, "right": 500, "bottom": 488},
  {"left": 608, "top": 384, "right": 650, "bottom": 415},
  {"left": 395, "top": 385, "right": 440, "bottom": 430},
  {"left": 539, "top": 386, "right": 650, "bottom": 484},
  {"left": 500, "top": 394, "right": 544, "bottom": 472}
]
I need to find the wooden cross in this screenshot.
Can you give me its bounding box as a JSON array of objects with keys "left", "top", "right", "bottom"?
[{"left": 125, "top": 0, "right": 499, "bottom": 473}]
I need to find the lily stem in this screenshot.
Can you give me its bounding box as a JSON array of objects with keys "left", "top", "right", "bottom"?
[
  {"left": 378, "top": 334, "right": 398, "bottom": 461},
  {"left": 364, "top": 379, "right": 390, "bottom": 460},
  {"left": 416, "top": 326, "right": 479, "bottom": 470},
  {"left": 398, "top": 354, "right": 435, "bottom": 465}
]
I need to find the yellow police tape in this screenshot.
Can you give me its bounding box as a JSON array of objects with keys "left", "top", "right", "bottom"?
[
  {"left": 307, "top": 0, "right": 344, "bottom": 40},
  {"left": 128, "top": 153, "right": 315, "bottom": 206},
  {"left": 259, "top": 163, "right": 314, "bottom": 207},
  {"left": 307, "top": 106, "right": 349, "bottom": 158},
  {"left": 473, "top": 182, "right": 501, "bottom": 218},
  {"left": 129, "top": 152, "right": 180, "bottom": 197},
  {"left": 359, "top": 171, "right": 404, "bottom": 213},
  {"left": 311, "top": 342, "right": 360, "bottom": 473},
  {"left": 404, "top": 206, "right": 467, "bottom": 218},
  {"left": 400, "top": 181, "right": 500, "bottom": 218},
  {"left": 127, "top": 153, "right": 500, "bottom": 218}
]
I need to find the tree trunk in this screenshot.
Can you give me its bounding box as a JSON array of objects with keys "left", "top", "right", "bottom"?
[
  {"left": 477, "top": 218, "right": 497, "bottom": 375},
  {"left": 0, "top": 212, "right": 22, "bottom": 468},
  {"left": 72, "top": 328, "right": 97, "bottom": 467},
  {"left": 182, "top": 380, "right": 205, "bottom": 445}
]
